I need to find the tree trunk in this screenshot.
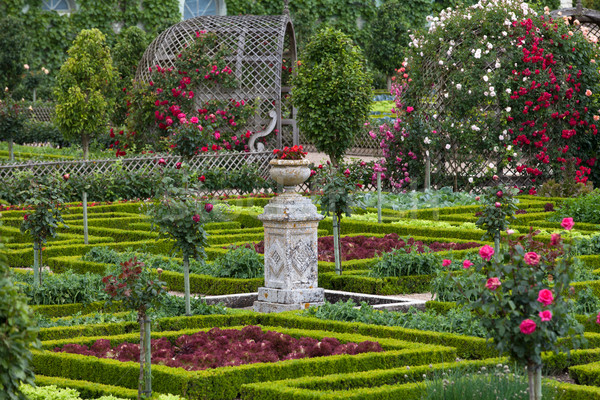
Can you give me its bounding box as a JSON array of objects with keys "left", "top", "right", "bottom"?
[
  {"left": 83, "top": 191, "right": 89, "bottom": 245},
  {"left": 387, "top": 75, "right": 392, "bottom": 91},
  {"left": 138, "top": 317, "right": 144, "bottom": 400},
  {"left": 82, "top": 134, "right": 90, "bottom": 160},
  {"left": 333, "top": 212, "right": 342, "bottom": 275},
  {"left": 377, "top": 172, "right": 382, "bottom": 224},
  {"left": 184, "top": 254, "right": 191, "bottom": 316},
  {"left": 424, "top": 153, "right": 431, "bottom": 190},
  {"left": 143, "top": 317, "right": 152, "bottom": 398},
  {"left": 494, "top": 232, "right": 500, "bottom": 261},
  {"left": 527, "top": 363, "right": 543, "bottom": 400},
  {"left": 33, "top": 241, "right": 40, "bottom": 286},
  {"left": 8, "top": 138, "right": 14, "bottom": 162}
]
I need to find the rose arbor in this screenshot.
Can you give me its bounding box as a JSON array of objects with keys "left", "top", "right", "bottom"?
[{"left": 254, "top": 147, "right": 324, "bottom": 312}]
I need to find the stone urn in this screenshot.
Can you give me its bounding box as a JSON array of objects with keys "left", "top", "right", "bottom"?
[{"left": 269, "top": 158, "right": 311, "bottom": 192}]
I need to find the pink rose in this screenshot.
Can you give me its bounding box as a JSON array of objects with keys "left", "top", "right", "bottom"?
[
  {"left": 479, "top": 245, "right": 495, "bottom": 261},
  {"left": 524, "top": 251, "right": 540, "bottom": 266},
  {"left": 175, "top": 162, "right": 182, "bottom": 169},
  {"left": 442, "top": 259, "right": 452, "bottom": 267},
  {"left": 493, "top": 175, "right": 499, "bottom": 181},
  {"left": 496, "top": 190, "right": 503, "bottom": 197},
  {"left": 550, "top": 233, "right": 561, "bottom": 246},
  {"left": 475, "top": 196, "right": 480, "bottom": 201},
  {"left": 596, "top": 311, "right": 600, "bottom": 325},
  {"left": 561, "top": 217, "right": 574, "bottom": 231},
  {"left": 158, "top": 158, "right": 166, "bottom": 166},
  {"left": 495, "top": 202, "right": 501, "bottom": 208},
  {"left": 406, "top": 106, "right": 414, "bottom": 113},
  {"left": 190, "top": 116, "right": 199, "bottom": 124},
  {"left": 463, "top": 259, "right": 473, "bottom": 269},
  {"left": 486, "top": 277, "right": 501, "bottom": 291},
  {"left": 344, "top": 168, "right": 350, "bottom": 176},
  {"left": 539, "top": 310, "right": 552, "bottom": 322},
  {"left": 192, "top": 214, "right": 201, "bottom": 223},
  {"left": 520, "top": 319, "right": 536, "bottom": 335},
  {"left": 537, "top": 289, "right": 554, "bottom": 306},
  {"left": 205, "top": 203, "right": 213, "bottom": 213}
]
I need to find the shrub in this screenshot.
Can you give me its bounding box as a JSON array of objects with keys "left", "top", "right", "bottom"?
[
  {"left": 19, "top": 270, "right": 106, "bottom": 306},
  {"left": 370, "top": 247, "right": 442, "bottom": 277},
  {"left": 208, "top": 246, "right": 264, "bottom": 279},
  {"left": 306, "top": 300, "right": 486, "bottom": 337},
  {"left": 292, "top": 27, "right": 372, "bottom": 166},
  {"left": 0, "top": 229, "right": 39, "bottom": 399},
  {"left": 0, "top": 16, "right": 27, "bottom": 91},
  {"left": 552, "top": 190, "right": 600, "bottom": 224}
]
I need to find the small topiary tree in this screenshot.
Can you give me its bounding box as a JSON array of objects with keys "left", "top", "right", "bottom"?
[
  {"left": 20, "top": 174, "right": 68, "bottom": 286},
  {"left": 54, "top": 28, "right": 116, "bottom": 160},
  {"left": 365, "top": 0, "right": 427, "bottom": 89},
  {"left": 293, "top": 27, "right": 371, "bottom": 275},
  {"left": 0, "top": 222, "right": 39, "bottom": 400},
  {"left": 292, "top": 27, "right": 372, "bottom": 167},
  {"left": 112, "top": 26, "right": 149, "bottom": 126},
  {"left": 103, "top": 258, "right": 166, "bottom": 400}
]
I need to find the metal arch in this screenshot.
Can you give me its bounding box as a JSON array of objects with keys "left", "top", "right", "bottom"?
[{"left": 135, "top": 13, "right": 297, "bottom": 151}]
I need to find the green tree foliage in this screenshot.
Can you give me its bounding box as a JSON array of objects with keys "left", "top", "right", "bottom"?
[
  {"left": 292, "top": 28, "right": 372, "bottom": 166},
  {"left": 112, "top": 26, "right": 149, "bottom": 126},
  {"left": 365, "top": 0, "right": 421, "bottom": 84},
  {"left": 0, "top": 16, "right": 28, "bottom": 92},
  {"left": 0, "top": 227, "right": 39, "bottom": 400},
  {"left": 54, "top": 28, "right": 116, "bottom": 159}
]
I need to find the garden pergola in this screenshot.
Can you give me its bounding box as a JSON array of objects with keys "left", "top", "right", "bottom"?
[{"left": 136, "top": 3, "right": 298, "bottom": 151}]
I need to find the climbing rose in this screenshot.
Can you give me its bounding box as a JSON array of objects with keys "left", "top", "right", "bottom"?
[
  {"left": 537, "top": 289, "right": 554, "bottom": 306},
  {"left": 463, "top": 259, "right": 473, "bottom": 269},
  {"left": 561, "top": 217, "right": 574, "bottom": 231},
  {"left": 198, "top": 175, "right": 206, "bottom": 182},
  {"left": 192, "top": 214, "right": 201, "bottom": 223},
  {"left": 486, "top": 277, "right": 501, "bottom": 291},
  {"left": 479, "top": 245, "right": 495, "bottom": 261},
  {"left": 442, "top": 259, "right": 452, "bottom": 267},
  {"left": 205, "top": 203, "right": 213, "bottom": 213},
  {"left": 539, "top": 310, "right": 552, "bottom": 322},
  {"left": 524, "top": 252, "right": 540, "bottom": 266},
  {"left": 158, "top": 158, "right": 166, "bottom": 166},
  {"left": 520, "top": 319, "right": 536, "bottom": 335}
]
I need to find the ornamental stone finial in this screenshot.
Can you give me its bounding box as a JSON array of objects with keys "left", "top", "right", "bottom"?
[{"left": 283, "top": 0, "right": 290, "bottom": 16}]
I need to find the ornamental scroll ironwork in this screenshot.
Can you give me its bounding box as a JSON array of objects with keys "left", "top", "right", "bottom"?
[{"left": 135, "top": 13, "right": 298, "bottom": 152}]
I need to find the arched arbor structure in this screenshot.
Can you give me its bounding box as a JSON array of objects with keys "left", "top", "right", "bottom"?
[{"left": 136, "top": 10, "right": 298, "bottom": 151}]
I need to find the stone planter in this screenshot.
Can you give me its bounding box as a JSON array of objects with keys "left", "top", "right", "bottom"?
[{"left": 269, "top": 158, "right": 311, "bottom": 192}]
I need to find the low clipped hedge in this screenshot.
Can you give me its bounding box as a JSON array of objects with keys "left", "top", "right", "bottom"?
[
  {"left": 320, "top": 271, "right": 432, "bottom": 295},
  {"left": 35, "top": 375, "right": 139, "bottom": 399}
]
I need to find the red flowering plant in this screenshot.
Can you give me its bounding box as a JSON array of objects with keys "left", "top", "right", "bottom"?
[
  {"left": 102, "top": 257, "right": 166, "bottom": 399},
  {"left": 114, "top": 30, "right": 258, "bottom": 157},
  {"left": 272, "top": 145, "right": 307, "bottom": 160},
  {"left": 475, "top": 177, "right": 519, "bottom": 249},
  {"left": 451, "top": 218, "right": 584, "bottom": 400},
  {"left": 375, "top": 0, "right": 600, "bottom": 193}
]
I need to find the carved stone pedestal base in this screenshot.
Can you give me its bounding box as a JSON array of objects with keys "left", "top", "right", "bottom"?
[
  {"left": 253, "top": 191, "right": 324, "bottom": 313},
  {"left": 253, "top": 287, "right": 324, "bottom": 312}
]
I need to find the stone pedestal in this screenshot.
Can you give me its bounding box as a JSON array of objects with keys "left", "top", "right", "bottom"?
[{"left": 253, "top": 191, "right": 324, "bottom": 312}]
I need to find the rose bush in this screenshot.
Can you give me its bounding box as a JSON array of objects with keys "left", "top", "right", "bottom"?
[
  {"left": 452, "top": 218, "right": 584, "bottom": 400},
  {"left": 372, "top": 0, "right": 600, "bottom": 191}
]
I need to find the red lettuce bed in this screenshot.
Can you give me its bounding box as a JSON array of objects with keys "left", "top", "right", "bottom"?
[{"left": 54, "top": 326, "right": 382, "bottom": 370}]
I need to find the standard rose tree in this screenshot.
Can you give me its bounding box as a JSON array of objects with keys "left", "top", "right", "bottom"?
[{"left": 452, "top": 218, "right": 584, "bottom": 400}]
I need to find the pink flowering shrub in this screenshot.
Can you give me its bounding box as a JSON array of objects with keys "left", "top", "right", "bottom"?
[
  {"left": 452, "top": 219, "right": 584, "bottom": 371},
  {"left": 116, "top": 31, "right": 259, "bottom": 157},
  {"left": 54, "top": 326, "right": 383, "bottom": 370},
  {"left": 374, "top": 0, "right": 600, "bottom": 191}
]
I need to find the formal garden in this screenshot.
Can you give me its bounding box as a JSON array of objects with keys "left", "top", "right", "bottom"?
[{"left": 4, "top": 0, "right": 600, "bottom": 399}]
